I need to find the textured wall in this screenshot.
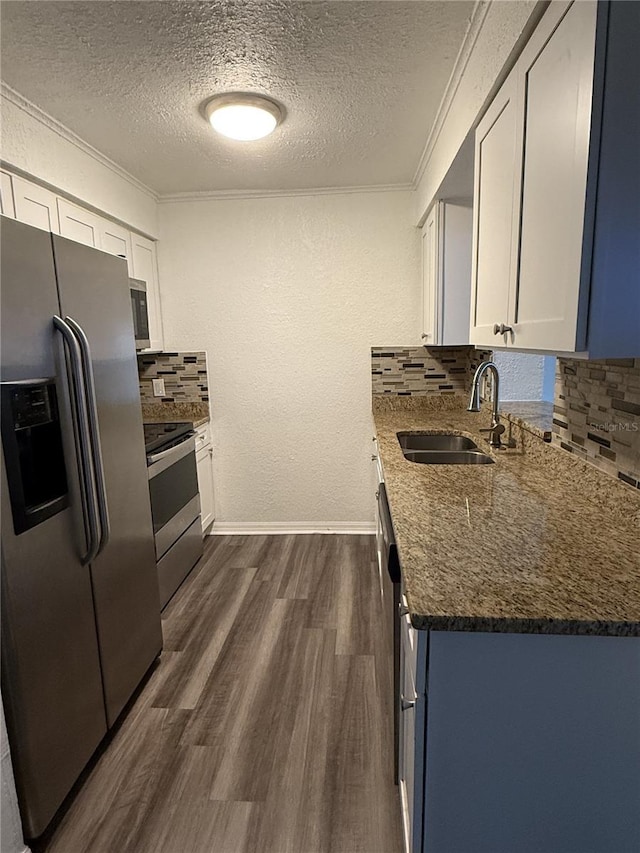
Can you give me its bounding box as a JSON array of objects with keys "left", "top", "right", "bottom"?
[
  {"left": 0, "top": 91, "right": 158, "bottom": 236},
  {"left": 158, "top": 190, "right": 420, "bottom": 528},
  {"left": 553, "top": 358, "right": 640, "bottom": 489},
  {"left": 492, "top": 351, "right": 551, "bottom": 402}
]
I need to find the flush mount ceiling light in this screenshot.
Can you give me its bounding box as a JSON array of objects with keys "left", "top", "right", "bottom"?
[{"left": 203, "top": 93, "right": 284, "bottom": 141}]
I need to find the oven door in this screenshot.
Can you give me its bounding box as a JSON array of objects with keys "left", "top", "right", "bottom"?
[{"left": 147, "top": 435, "right": 199, "bottom": 560}]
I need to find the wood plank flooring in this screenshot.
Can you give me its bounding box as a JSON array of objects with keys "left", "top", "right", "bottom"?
[{"left": 41, "top": 534, "right": 402, "bottom": 853}]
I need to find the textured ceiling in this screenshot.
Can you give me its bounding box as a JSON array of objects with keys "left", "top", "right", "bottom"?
[{"left": 0, "top": 1, "right": 474, "bottom": 195}]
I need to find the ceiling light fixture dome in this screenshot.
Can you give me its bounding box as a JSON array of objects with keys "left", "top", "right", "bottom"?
[{"left": 204, "top": 93, "right": 284, "bottom": 141}]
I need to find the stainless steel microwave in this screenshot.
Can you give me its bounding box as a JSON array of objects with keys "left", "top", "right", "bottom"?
[{"left": 129, "top": 278, "right": 150, "bottom": 350}]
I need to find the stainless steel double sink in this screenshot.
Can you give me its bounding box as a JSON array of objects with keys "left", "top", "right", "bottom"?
[{"left": 397, "top": 432, "right": 494, "bottom": 465}]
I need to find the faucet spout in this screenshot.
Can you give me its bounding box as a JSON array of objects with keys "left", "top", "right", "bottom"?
[{"left": 468, "top": 361, "right": 504, "bottom": 447}]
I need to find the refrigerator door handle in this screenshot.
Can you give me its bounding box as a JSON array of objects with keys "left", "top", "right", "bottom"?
[
  {"left": 66, "top": 316, "right": 111, "bottom": 557},
  {"left": 53, "top": 315, "right": 101, "bottom": 565}
]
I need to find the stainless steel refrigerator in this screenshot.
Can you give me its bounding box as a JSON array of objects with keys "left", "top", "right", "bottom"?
[{"left": 0, "top": 216, "right": 162, "bottom": 838}]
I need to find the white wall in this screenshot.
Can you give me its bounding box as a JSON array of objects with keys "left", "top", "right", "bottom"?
[
  {"left": 492, "top": 351, "right": 554, "bottom": 401},
  {"left": 158, "top": 190, "right": 420, "bottom": 529},
  {"left": 414, "top": 0, "right": 540, "bottom": 221},
  {"left": 0, "top": 87, "right": 158, "bottom": 236}
]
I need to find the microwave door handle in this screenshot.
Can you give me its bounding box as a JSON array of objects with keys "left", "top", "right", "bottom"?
[
  {"left": 53, "top": 316, "right": 101, "bottom": 565},
  {"left": 65, "top": 317, "right": 111, "bottom": 558}
]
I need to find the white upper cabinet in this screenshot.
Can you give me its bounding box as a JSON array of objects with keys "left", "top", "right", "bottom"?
[
  {"left": 98, "top": 218, "right": 133, "bottom": 274},
  {"left": 513, "top": 0, "right": 596, "bottom": 351},
  {"left": 12, "top": 175, "right": 60, "bottom": 233},
  {"left": 423, "top": 201, "right": 472, "bottom": 347},
  {"left": 131, "top": 233, "right": 164, "bottom": 351},
  {"left": 57, "top": 198, "right": 102, "bottom": 248},
  {"left": 421, "top": 206, "right": 438, "bottom": 346},
  {"left": 0, "top": 170, "right": 16, "bottom": 218},
  {"left": 5, "top": 169, "right": 166, "bottom": 351},
  {"left": 471, "top": 0, "right": 640, "bottom": 357}
]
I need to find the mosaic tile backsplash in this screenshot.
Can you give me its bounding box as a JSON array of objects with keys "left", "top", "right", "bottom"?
[
  {"left": 553, "top": 357, "right": 640, "bottom": 489},
  {"left": 371, "top": 346, "right": 492, "bottom": 395},
  {"left": 138, "top": 351, "right": 208, "bottom": 403}
]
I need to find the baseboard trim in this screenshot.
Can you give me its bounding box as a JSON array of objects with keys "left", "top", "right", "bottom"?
[{"left": 208, "top": 522, "right": 376, "bottom": 536}]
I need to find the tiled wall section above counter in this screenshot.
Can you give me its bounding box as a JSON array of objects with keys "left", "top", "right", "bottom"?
[
  {"left": 138, "top": 351, "right": 210, "bottom": 424},
  {"left": 371, "top": 346, "right": 491, "bottom": 396},
  {"left": 553, "top": 358, "right": 640, "bottom": 489}
]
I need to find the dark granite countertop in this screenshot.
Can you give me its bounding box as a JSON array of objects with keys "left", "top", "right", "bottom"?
[{"left": 373, "top": 395, "right": 640, "bottom": 636}]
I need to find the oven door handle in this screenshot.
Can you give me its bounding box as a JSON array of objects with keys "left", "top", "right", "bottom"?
[{"left": 148, "top": 434, "right": 196, "bottom": 478}]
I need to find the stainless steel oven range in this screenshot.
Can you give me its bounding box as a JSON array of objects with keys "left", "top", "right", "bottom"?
[{"left": 144, "top": 421, "right": 203, "bottom": 608}]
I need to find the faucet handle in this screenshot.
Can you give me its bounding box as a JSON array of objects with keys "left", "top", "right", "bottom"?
[{"left": 479, "top": 423, "right": 506, "bottom": 435}]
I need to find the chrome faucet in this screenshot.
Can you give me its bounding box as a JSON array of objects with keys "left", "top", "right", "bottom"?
[{"left": 468, "top": 361, "right": 506, "bottom": 448}]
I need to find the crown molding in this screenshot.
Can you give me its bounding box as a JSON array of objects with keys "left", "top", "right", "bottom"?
[
  {"left": 158, "top": 182, "right": 413, "bottom": 204},
  {"left": 412, "top": 0, "right": 491, "bottom": 189},
  {"left": 1, "top": 82, "right": 158, "bottom": 201}
]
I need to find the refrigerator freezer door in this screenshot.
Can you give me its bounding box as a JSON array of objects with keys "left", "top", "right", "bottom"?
[
  {"left": 0, "top": 217, "right": 107, "bottom": 838},
  {"left": 52, "top": 234, "right": 162, "bottom": 726}
]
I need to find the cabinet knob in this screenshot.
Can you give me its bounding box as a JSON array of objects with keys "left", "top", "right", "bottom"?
[
  {"left": 371, "top": 454, "right": 378, "bottom": 461},
  {"left": 421, "top": 333, "right": 430, "bottom": 340},
  {"left": 493, "top": 323, "right": 513, "bottom": 336}
]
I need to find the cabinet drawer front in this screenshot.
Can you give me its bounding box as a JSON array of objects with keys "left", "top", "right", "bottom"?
[{"left": 195, "top": 423, "right": 211, "bottom": 451}]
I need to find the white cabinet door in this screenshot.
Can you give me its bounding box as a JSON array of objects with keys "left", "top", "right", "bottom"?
[
  {"left": 131, "top": 234, "right": 164, "bottom": 351},
  {"left": 0, "top": 170, "right": 15, "bottom": 218},
  {"left": 470, "top": 69, "right": 520, "bottom": 348},
  {"left": 196, "top": 445, "right": 215, "bottom": 532},
  {"left": 421, "top": 205, "right": 438, "bottom": 346},
  {"left": 440, "top": 203, "right": 472, "bottom": 346},
  {"left": 512, "top": 0, "right": 597, "bottom": 351},
  {"left": 98, "top": 218, "right": 133, "bottom": 274},
  {"left": 57, "top": 198, "right": 102, "bottom": 248},
  {"left": 12, "top": 176, "right": 59, "bottom": 233}
]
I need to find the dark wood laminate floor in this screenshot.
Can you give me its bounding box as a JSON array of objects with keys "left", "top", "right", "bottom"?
[{"left": 42, "top": 534, "right": 402, "bottom": 853}]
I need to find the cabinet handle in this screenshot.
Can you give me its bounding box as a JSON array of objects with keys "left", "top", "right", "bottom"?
[
  {"left": 371, "top": 454, "right": 378, "bottom": 461},
  {"left": 421, "top": 333, "right": 430, "bottom": 340},
  {"left": 493, "top": 323, "right": 513, "bottom": 336},
  {"left": 401, "top": 694, "right": 416, "bottom": 712},
  {"left": 398, "top": 603, "right": 410, "bottom": 617}
]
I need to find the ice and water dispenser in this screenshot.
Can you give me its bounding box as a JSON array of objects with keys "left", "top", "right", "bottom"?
[{"left": 1, "top": 379, "right": 69, "bottom": 534}]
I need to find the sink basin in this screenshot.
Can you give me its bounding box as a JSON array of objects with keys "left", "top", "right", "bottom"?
[
  {"left": 397, "top": 432, "right": 479, "bottom": 452},
  {"left": 402, "top": 449, "right": 494, "bottom": 465}
]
